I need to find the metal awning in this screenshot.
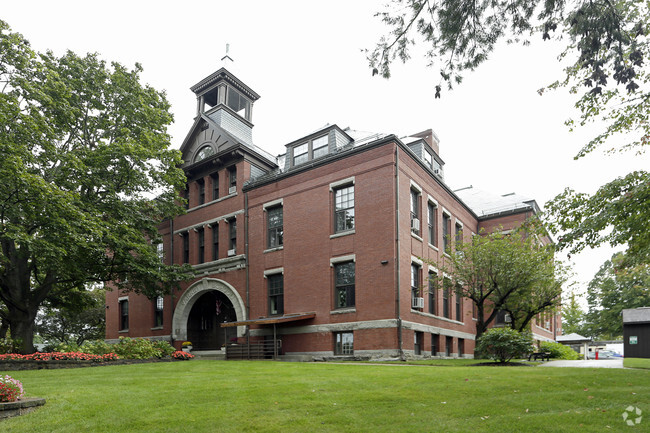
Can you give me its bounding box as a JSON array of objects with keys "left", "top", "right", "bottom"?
[{"left": 220, "top": 312, "right": 316, "bottom": 328}]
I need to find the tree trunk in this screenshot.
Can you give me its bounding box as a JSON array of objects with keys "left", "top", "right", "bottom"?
[{"left": 7, "top": 309, "right": 37, "bottom": 354}]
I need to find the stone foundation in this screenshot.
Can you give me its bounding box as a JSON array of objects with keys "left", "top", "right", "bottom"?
[{"left": 0, "top": 398, "right": 46, "bottom": 420}]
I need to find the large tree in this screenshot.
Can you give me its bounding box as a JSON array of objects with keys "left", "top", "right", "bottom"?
[
  {"left": 0, "top": 21, "right": 192, "bottom": 353},
  {"left": 430, "top": 226, "right": 564, "bottom": 347},
  {"left": 368, "top": 1, "right": 649, "bottom": 268},
  {"left": 584, "top": 252, "right": 650, "bottom": 339}
]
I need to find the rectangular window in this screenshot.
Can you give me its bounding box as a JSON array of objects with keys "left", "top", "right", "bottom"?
[
  {"left": 442, "top": 213, "right": 451, "bottom": 253},
  {"left": 312, "top": 135, "right": 329, "bottom": 159},
  {"left": 458, "top": 338, "right": 464, "bottom": 357},
  {"left": 410, "top": 189, "right": 420, "bottom": 235},
  {"left": 443, "top": 278, "right": 451, "bottom": 319},
  {"left": 455, "top": 283, "right": 462, "bottom": 321},
  {"left": 182, "top": 186, "right": 189, "bottom": 209},
  {"left": 334, "top": 185, "right": 355, "bottom": 232},
  {"left": 228, "top": 166, "right": 237, "bottom": 193},
  {"left": 197, "top": 178, "right": 205, "bottom": 205},
  {"left": 423, "top": 150, "right": 433, "bottom": 169},
  {"left": 446, "top": 336, "right": 453, "bottom": 357},
  {"left": 334, "top": 331, "right": 353, "bottom": 355},
  {"left": 267, "top": 206, "right": 283, "bottom": 248},
  {"left": 428, "top": 202, "right": 436, "bottom": 246},
  {"left": 428, "top": 271, "right": 436, "bottom": 315},
  {"left": 212, "top": 224, "right": 219, "bottom": 261},
  {"left": 229, "top": 218, "right": 237, "bottom": 254},
  {"left": 227, "top": 87, "right": 250, "bottom": 118},
  {"left": 119, "top": 299, "right": 129, "bottom": 330},
  {"left": 455, "top": 222, "right": 463, "bottom": 246},
  {"left": 414, "top": 331, "right": 423, "bottom": 355},
  {"left": 211, "top": 173, "right": 219, "bottom": 200},
  {"left": 182, "top": 232, "right": 189, "bottom": 264},
  {"left": 411, "top": 264, "right": 421, "bottom": 310},
  {"left": 268, "top": 274, "right": 284, "bottom": 316},
  {"left": 197, "top": 228, "right": 205, "bottom": 264},
  {"left": 154, "top": 296, "right": 163, "bottom": 328},
  {"left": 334, "top": 261, "right": 355, "bottom": 308},
  {"left": 293, "top": 142, "right": 308, "bottom": 166},
  {"left": 431, "top": 334, "right": 438, "bottom": 356},
  {"left": 156, "top": 242, "right": 164, "bottom": 263}
]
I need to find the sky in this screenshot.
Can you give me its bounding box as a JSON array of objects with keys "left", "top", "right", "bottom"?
[{"left": 3, "top": 1, "right": 648, "bottom": 301}]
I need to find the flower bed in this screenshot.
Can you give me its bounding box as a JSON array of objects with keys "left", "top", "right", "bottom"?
[
  {"left": 0, "top": 375, "right": 24, "bottom": 402},
  {"left": 0, "top": 352, "right": 119, "bottom": 363},
  {"left": 171, "top": 350, "right": 194, "bottom": 360}
]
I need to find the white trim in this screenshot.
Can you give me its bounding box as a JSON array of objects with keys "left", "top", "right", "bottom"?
[
  {"left": 428, "top": 265, "right": 438, "bottom": 273},
  {"left": 174, "top": 210, "right": 244, "bottom": 234},
  {"left": 330, "top": 229, "right": 355, "bottom": 239},
  {"left": 329, "top": 176, "right": 355, "bottom": 190},
  {"left": 411, "top": 256, "right": 423, "bottom": 266},
  {"left": 409, "top": 180, "right": 422, "bottom": 193},
  {"left": 455, "top": 218, "right": 464, "bottom": 228},
  {"left": 427, "top": 195, "right": 438, "bottom": 207},
  {"left": 263, "top": 267, "right": 284, "bottom": 277},
  {"left": 330, "top": 254, "right": 356, "bottom": 266},
  {"left": 262, "top": 198, "right": 283, "bottom": 210},
  {"left": 442, "top": 207, "right": 451, "bottom": 217},
  {"left": 118, "top": 296, "right": 129, "bottom": 302}
]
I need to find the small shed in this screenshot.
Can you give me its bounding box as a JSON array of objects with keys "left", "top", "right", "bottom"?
[
  {"left": 556, "top": 333, "right": 591, "bottom": 360},
  {"left": 622, "top": 307, "right": 650, "bottom": 359}
]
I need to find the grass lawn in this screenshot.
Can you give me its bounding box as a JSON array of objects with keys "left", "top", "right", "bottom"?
[
  {"left": 2, "top": 360, "right": 649, "bottom": 432},
  {"left": 624, "top": 358, "right": 650, "bottom": 370}
]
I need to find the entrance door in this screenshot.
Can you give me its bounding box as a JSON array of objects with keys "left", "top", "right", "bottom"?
[{"left": 187, "top": 291, "right": 236, "bottom": 350}]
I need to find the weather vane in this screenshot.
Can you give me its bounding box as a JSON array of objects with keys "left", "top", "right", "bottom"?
[{"left": 221, "top": 43, "right": 233, "bottom": 68}]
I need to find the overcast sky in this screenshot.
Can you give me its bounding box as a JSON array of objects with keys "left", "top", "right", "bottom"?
[{"left": 4, "top": 1, "right": 648, "bottom": 300}]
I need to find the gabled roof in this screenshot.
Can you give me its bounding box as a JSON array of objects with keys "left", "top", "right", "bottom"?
[{"left": 178, "top": 113, "right": 240, "bottom": 157}]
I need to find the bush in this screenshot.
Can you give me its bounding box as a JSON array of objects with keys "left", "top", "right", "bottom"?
[
  {"left": 539, "top": 341, "right": 581, "bottom": 360},
  {"left": 80, "top": 340, "right": 115, "bottom": 355},
  {"left": 112, "top": 337, "right": 175, "bottom": 359},
  {"left": 51, "top": 342, "right": 80, "bottom": 353},
  {"left": 151, "top": 340, "right": 175, "bottom": 358},
  {"left": 476, "top": 328, "right": 533, "bottom": 363},
  {"left": 0, "top": 375, "right": 24, "bottom": 402},
  {"left": 0, "top": 337, "right": 22, "bottom": 354}
]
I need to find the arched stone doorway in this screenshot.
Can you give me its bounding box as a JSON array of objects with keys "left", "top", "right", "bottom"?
[{"left": 172, "top": 278, "right": 246, "bottom": 347}]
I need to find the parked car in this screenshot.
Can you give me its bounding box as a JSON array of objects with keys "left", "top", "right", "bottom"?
[{"left": 587, "top": 350, "right": 623, "bottom": 359}]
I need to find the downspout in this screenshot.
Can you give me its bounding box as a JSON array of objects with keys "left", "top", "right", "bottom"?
[
  {"left": 169, "top": 219, "right": 175, "bottom": 347},
  {"left": 395, "top": 145, "right": 404, "bottom": 361},
  {"left": 244, "top": 190, "right": 251, "bottom": 357}
]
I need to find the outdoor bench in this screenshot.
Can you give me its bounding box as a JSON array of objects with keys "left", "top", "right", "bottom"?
[{"left": 528, "top": 352, "right": 551, "bottom": 361}]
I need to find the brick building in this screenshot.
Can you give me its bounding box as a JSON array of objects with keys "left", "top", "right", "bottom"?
[{"left": 105, "top": 67, "right": 560, "bottom": 359}]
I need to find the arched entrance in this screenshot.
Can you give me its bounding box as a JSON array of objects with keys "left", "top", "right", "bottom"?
[
  {"left": 187, "top": 291, "right": 237, "bottom": 349},
  {"left": 172, "top": 278, "right": 246, "bottom": 345}
]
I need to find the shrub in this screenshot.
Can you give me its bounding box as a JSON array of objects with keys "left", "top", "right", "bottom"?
[
  {"left": 113, "top": 337, "right": 160, "bottom": 360},
  {"left": 51, "top": 342, "right": 80, "bottom": 353},
  {"left": 0, "top": 337, "right": 22, "bottom": 354},
  {"left": 151, "top": 340, "right": 175, "bottom": 358},
  {"left": 539, "top": 341, "right": 581, "bottom": 360},
  {"left": 171, "top": 350, "right": 194, "bottom": 360},
  {"left": 80, "top": 340, "right": 114, "bottom": 355},
  {"left": 0, "top": 375, "right": 25, "bottom": 402},
  {"left": 476, "top": 328, "right": 533, "bottom": 363}
]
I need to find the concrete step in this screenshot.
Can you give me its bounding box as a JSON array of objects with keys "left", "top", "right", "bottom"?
[{"left": 190, "top": 350, "right": 226, "bottom": 360}]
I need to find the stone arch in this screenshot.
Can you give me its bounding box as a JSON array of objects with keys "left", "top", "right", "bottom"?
[{"left": 172, "top": 278, "right": 246, "bottom": 341}]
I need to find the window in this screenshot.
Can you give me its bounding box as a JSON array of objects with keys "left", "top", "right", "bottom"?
[
  {"left": 446, "top": 336, "right": 453, "bottom": 357},
  {"left": 181, "top": 186, "right": 189, "bottom": 209},
  {"left": 428, "top": 271, "right": 436, "bottom": 315},
  {"left": 334, "top": 331, "right": 353, "bottom": 355},
  {"left": 156, "top": 242, "right": 164, "bottom": 263},
  {"left": 212, "top": 224, "right": 219, "bottom": 261},
  {"left": 442, "top": 213, "right": 451, "bottom": 253},
  {"left": 228, "top": 166, "right": 237, "bottom": 193},
  {"left": 154, "top": 296, "right": 163, "bottom": 328},
  {"left": 211, "top": 173, "right": 219, "bottom": 200},
  {"left": 182, "top": 232, "right": 189, "bottom": 264},
  {"left": 423, "top": 149, "right": 433, "bottom": 169},
  {"left": 410, "top": 189, "right": 420, "bottom": 235},
  {"left": 455, "top": 283, "right": 462, "bottom": 321},
  {"left": 443, "top": 278, "right": 451, "bottom": 319},
  {"left": 334, "top": 261, "right": 355, "bottom": 308},
  {"left": 411, "top": 264, "right": 421, "bottom": 310},
  {"left": 334, "top": 185, "right": 355, "bottom": 232},
  {"left": 431, "top": 334, "right": 439, "bottom": 356},
  {"left": 228, "top": 218, "right": 237, "bottom": 254},
  {"left": 268, "top": 273, "right": 284, "bottom": 316},
  {"left": 194, "top": 145, "right": 215, "bottom": 163},
  {"left": 119, "top": 299, "right": 129, "bottom": 331},
  {"left": 293, "top": 142, "right": 308, "bottom": 166},
  {"left": 414, "top": 331, "right": 423, "bottom": 355},
  {"left": 455, "top": 222, "right": 463, "bottom": 246},
  {"left": 197, "top": 228, "right": 205, "bottom": 264},
  {"left": 197, "top": 178, "right": 205, "bottom": 205},
  {"left": 267, "top": 206, "right": 283, "bottom": 248},
  {"left": 226, "top": 87, "right": 250, "bottom": 119},
  {"left": 458, "top": 338, "right": 464, "bottom": 357},
  {"left": 428, "top": 201, "right": 437, "bottom": 246},
  {"left": 312, "top": 135, "right": 329, "bottom": 159}
]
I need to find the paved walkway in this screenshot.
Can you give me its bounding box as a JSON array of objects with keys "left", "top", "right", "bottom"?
[{"left": 538, "top": 359, "right": 624, "bottom": 368}]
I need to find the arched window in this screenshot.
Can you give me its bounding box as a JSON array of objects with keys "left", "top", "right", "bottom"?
[{"left": 194, "top": 145, "right": 215, "bottom": 163}]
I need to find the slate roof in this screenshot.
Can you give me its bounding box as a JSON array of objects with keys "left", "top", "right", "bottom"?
[
  {"left": 453, "top": 186, "right": 539, "bottom": 218},
  {"left": 622, "top": 307, "right": 650, "bottom": 324}
]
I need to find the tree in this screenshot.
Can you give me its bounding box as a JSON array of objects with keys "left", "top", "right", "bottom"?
[
  {"left": 36, "top": 287, "right": 106, "bottom": 348},
  {"left": 561, "top": 289, "right": 587, "bottom": 336},
  {"left": 0, "top": 20, "right": 193, "bottom": 354},
  {"left": 430, "top": 225, "right": 564, "bottom": 348},
  {"left": 368, "top": 1, "right": 650, "bottom": 268},
  {"left": 475, "top": 327, "right": 533, "bottom": 363},
  {"left": 584, "top": 252, "right": 650, "bottom": 339}
]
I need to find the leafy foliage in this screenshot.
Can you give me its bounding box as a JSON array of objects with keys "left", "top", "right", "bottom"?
[
  {"left": 112, "top": 337, "right": 174, "bottom": 359},
  {"left": 561, "top": 290, "right": 587, "bottom": 336},
  {"left": 539, "top": 341, "right": 581, "bottom": 360},
  {"left": 476, "top": 327, "right": 533, "bottom": 363},
  {"left": 171, "top": 350, "right": 195, "bottom": 360},
  {"left": 584, "top": 252, "right": 650, "bottom": 339},
  {"left": 431, "top": 224, "right": 564, "bottom": 345},
  {"left": 0, "top": 20, "right": 193, "bottom": 353},
  {"left": 0, "top": 337, "right": 22, "bottom": 354}
]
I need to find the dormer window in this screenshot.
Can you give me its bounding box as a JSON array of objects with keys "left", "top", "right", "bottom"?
[
  {"left": 290, "top": 134, "right": 330, "bottom": 167},
  {"left": 423, "top": 150, "right": 433, "bottom": 169},
  {"left": 194, "top": 145, "right": 215, "bottom": 163}
]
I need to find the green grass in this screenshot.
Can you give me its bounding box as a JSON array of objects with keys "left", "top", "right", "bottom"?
[
  {"left": 624, "top": 357, "right": 650, "bottom": 369},
  {"left": 2, "top": 360, "right": 649, "bottom": 432}
]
